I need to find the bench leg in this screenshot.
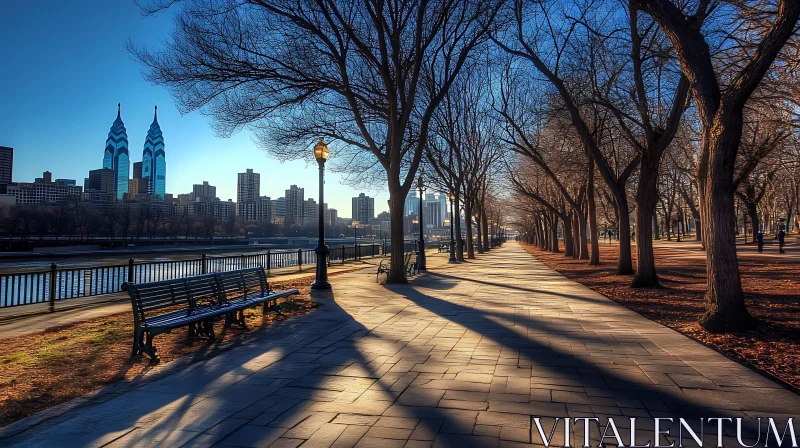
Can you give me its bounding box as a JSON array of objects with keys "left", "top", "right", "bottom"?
[
  {"left": 200, "top": 318, "right": 217, "bottom": 338},
  {"left": 142, "top": 331, "right": 159, "bottom": 360},
  {"left": 131, "top": 327, "right": 144, "bottom": 357}
]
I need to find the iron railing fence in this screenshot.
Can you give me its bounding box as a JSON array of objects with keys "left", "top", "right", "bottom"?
[{"left": 0, "top": 244, "right": 382, "bottom": 308}]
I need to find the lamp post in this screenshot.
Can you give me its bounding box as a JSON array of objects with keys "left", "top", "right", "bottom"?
[
  {"left": 449, "top": 192, "right": 457, "bottom": 263},
  {"left": 311, "top": 139, "right": 331, "bottom": 291},
  {"left": 417, "top": 175, "right": 426, "bottom": 270}
]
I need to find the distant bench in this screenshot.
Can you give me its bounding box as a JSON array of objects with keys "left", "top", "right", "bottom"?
[
  {"left": 376, "top": 252, "right": 415, "bottom": 282},
  {"left": 124, "top": 267, "right": 298, "bottom": 360}
]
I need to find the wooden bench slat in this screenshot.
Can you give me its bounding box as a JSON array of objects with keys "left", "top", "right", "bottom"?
[{"left": 125, "top": 267, "right": 297, "bottom": 360}]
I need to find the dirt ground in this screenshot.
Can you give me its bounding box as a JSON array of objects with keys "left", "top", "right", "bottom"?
[
  {"left": 0, "top": 275, "right": 329, "bottom": 427},
  {"left": 521, "top": 242, "right": 800, "bottom": 391}
]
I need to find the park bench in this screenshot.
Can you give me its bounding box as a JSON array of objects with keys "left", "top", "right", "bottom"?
[
  {"left": 124, "top": 267, "right": 298, "bottom": 360},
  {"left": 376, "top": 252, "right": 415, "bottom": 282}
]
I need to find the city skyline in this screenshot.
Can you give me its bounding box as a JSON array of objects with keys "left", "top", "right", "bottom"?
[{"left": 0, "top": 1, "right": 389, "bottom": 215}]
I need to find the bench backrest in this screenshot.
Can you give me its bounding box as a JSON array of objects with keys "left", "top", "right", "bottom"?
[
  {"left": 124, "top": 267, "right": 268, "bottom": 325},
  {"left": 217, "top": 267, "right": 268, "bottom": 304},
  {"left": 124, "top": 273, "right": 219, "bottom": 324}
]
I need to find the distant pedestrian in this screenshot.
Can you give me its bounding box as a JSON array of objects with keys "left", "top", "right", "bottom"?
[
  {"left": 756, "top": 230, "right": 764, "bottom": 253},
  {"left": 778, "top": 228, "right": 786, "bottom": 254}
]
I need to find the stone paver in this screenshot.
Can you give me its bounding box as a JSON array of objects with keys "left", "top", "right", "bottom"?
[{"left": 2, "top": 244, "right": 798, "bottom": 447}]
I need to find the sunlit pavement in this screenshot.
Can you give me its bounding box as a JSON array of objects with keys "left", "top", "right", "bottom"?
[{"left": 2, "top": 244, "right": 798, "bottom": 447}]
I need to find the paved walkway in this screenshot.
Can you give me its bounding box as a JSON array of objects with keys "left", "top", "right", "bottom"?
[{"left": 3, "top": 244, "right": 798, "bottom": 447}]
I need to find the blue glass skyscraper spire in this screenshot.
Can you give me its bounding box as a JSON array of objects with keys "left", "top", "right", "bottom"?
[
  {"left": 104, "top": 103, "right": 129, "bottom": 199},
  {"left": 142, "top": 105, "right": 166, "bottom": 199}
]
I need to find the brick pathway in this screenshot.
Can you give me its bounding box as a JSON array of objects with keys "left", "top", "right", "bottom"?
[{"left": 3, "top": 244, "right": 798, "bottom": 447}]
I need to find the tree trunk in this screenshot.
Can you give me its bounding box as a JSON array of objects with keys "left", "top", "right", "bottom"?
[
  {"left": 481, "top": 208, "right": 490, "bottom": 252},
  {"left": 616, "top": 194, "right": 634, "bottom": 274},
  {"left": 570, "top": 212, "right": 579, "bottom": 259},
  {"left": 464, "top": 200, "right": 475, "bottom": 259},
  {"left": 454, "top": 196, "right": 464, "bottom": 261},
  {"left": 747, "top": 203, "right": 759, "bottom": 239},
  {"left": 653, "top": 212, "right": 660, "bottom": 240},
  {"left": 563, "top": 214, "right": 574, "bottom": 257},
  {"left": 632, "top": 156, "right": 660, "bottom": 287},
  {"left": 386, "top": 189, "right": 408, "bottom": 283},
  {"left": 698, "top": 121, "right": 755, "bottom": 332},
  {"left": 549, "top": 214, "right": 560, "bottom": 253},
  {"left": 578, "top": 208, "right": 589, "bottom": 260}
]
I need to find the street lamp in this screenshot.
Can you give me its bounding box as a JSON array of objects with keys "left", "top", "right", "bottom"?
[
  {"left": 311, "top": 139, "right": 331, "bottom": 291},
  {"left": 417, "top": 175, "right": 426, "bottom": 270},
  {"left": 449, "top": 192, "right": 457, "bottom": 263}
]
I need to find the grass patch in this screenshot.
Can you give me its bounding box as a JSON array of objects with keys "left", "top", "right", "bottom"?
[{"left": 0, "top": 272, "right": 344, "bottom": 427}]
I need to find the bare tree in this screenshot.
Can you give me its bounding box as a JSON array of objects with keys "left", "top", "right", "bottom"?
[
  {"left": 131, "top": 0, "right": 504, "bottom": 283},
  {"left": 633, "top": 0, "right": 800, "bottom": 331},
  {"left": 494, "top": 0, "right": 640, "bottom": 274}
]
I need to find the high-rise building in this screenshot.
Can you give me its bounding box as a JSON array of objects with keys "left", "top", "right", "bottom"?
[
  {"left": 303, "top": 198, "right": 318, "bottom": 226},
  {"left": 424, "top": 201, "right": 442, "bottom": 228},
  {"left": 6, "top": 181, "right": 81, "bottom": 206},
  {"left": 34, "top": 171, "right": 53, "bottom": 184},
  {"left": 271, "top": 197, "right": 286, "bottom": 224},
  {"left": 0, "top": 146, "right": 12, "bottom": 186},
  {"left": 86, "top": 168, "right": 116, "bottom": 194},
  {"left": 257, "top": 196, "right": 272, "bottom": 223},
  {"left": 133, "top": 162, "right": 142, "bottom": 180},
  {"left": 352, "top": 193, "right": 375, "bottom": 224},
  {"left": 193, "top": 181, "right": 217, "bottom": 201},
  {"left": 438, "top": 194, "right": 447, "bottom": 223},
  {"left": 328, "top": 208, "right": 338, "bottom": 226},
  {"left": 55, "top": 179, "right": 76, "bottom": 186},
  {"left": 284, "top": 185, "right": 304, "bottom": 225},
  {"left": 141, "top": 106, "right": 166, "bottom": 199},
  {"left": 237, "top": 169, "right": 260, "bottom": 221},
  {"left": 404, "top": 191, "right": 418, "bottom": 216},
  {"left": 103, "top": 104, "right": 129, "bottom": 200}
]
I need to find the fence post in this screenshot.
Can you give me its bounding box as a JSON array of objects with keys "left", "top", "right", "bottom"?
[
  {"left": 356, "top": 244, "right": 360, "bottom": 261},
  {"left": 343, "top": 247, "right": 346, "bottom": 264},
  {"left": 298, "top": 248, "right": 303, "bottom": 270},
  {"left": 372, "top": 244, "right": 375, "bottom": 257},
  {"left": 49, "top": 263, "right": 57, "bottom": 312},
  {"left": 267, "top": 249, "right": 271, "bottom": 272},
  {"left": 202, "top": 253, "right": 207, "bottom": 274},
  {"left": 128, "top": 258, "right": 134, "bottom": 283},
  {"left": 241, "top": 253, "right": 246, "bottom": 269}
]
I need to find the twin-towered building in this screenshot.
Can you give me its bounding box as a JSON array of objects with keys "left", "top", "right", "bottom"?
[{"left": 102, "top": 104, "right": 166, "bottom": 200}]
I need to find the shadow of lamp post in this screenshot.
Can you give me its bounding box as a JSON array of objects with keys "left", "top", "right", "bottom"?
[{"left": 311, "top": 139, "right": 331, "bottom": 291}]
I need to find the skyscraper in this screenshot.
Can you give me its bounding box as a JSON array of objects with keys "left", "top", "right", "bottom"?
[
  {"left": 257, "top": 196, "right": 273, "bottom": 223},
  {"left": 303, "top": 198, "right": 318, "bottom": 226},
  {"left": 87, "top": 168, "right": 116, "bottom": 193},
  {"left": 192, "top": 181, "right": 217, "bottom": 201},
  {"left": 285, "top": 185, "right": 304, "bottom": 225},
  {"left": 237, "top": 169, "right": 260, "bottom": 221},
  {"left": 103, "top": 104, "right": 129, "bottom": 200},
  {"left": 352, "top": 193, "right": 375, "bottom": 224},
  {"left": 142, "top": 106, "right": 166, "bottom": 199},
  {"left": 404, "top": 191, "right": 418, "bottom": 216},
  {"left": 0, "top": 147, "right": 12, "bottom": 193},
  {"left": 271, "top": 197, "right": 286, "bottom": 224}
]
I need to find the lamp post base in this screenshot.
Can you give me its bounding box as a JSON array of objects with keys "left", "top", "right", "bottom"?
[
  {"left": 311, "top": 280, "right": 332, "bottom": 290},
  {"left": 312, "top": 244, "right": 331, "bottom": 290}
]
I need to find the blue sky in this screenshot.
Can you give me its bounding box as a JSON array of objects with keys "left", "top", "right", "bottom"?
[{"left": 0, "top": 1, "right": 390, "bottom": 216}]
